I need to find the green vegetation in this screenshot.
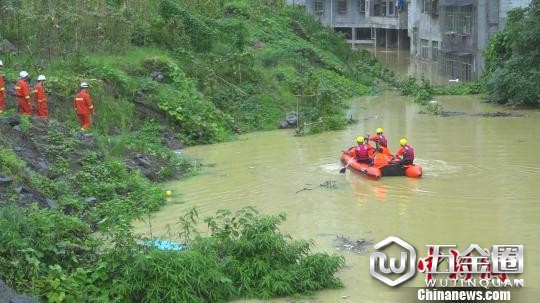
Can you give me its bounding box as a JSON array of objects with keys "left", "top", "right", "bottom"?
[
  {"left": 1, "top": 0, "right": 377, "bottom": 138},
  {"left": 482, "top": 0, "right": 540, "bottom": 106},
  {"left": 0, "top": 0, "right": 368, "bottom": 301},
  {"left": 0, "top": 206, "right": 344, "bottom": 302},
  {"left": 397, "top": 76, "right": 480, "bottom": 114}
]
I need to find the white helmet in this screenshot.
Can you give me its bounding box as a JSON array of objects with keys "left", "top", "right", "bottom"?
[
  {"left": 80, "top": 82, "right": 89, "bottom": 88},
  {"left": 37, "top": 75, "right": 46, "bottom": 81},
  {"left": 20, "top": 71, "right": 29, "bottom": 78},
  {"left": 0, "top": 60, "right": 3, "bottom": 66}
]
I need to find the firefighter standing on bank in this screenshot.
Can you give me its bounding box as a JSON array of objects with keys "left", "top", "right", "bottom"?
[
  {"left": 0, "top": 60, "right": 5, "bottom": 113},
  {"left": 33, "top": 75, "right": 48, "bottom": 118},
  {"left": 16, "top": 71, "right": 33, "bottom": 116},
  {"left": 74, "top": 82, "right": 94, "bottom": 130}
]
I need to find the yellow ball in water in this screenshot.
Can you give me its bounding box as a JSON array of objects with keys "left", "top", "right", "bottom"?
[{"left": 166, "top": 190, "right": 173, "bottom": 198}]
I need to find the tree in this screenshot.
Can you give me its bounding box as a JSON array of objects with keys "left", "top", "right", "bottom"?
[{"left": 483, "top": 0, "right": 540, "bottom": 106}]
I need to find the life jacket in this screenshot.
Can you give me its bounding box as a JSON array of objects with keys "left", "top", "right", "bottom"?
[
  {"left": 377, "top": 134, "right": 388, "bottom": 147},
  {"left": 355, "top": 144, "right": 370, "bottom": 161},
  {"left": 373, "top": 153, "right": 389, "bottom": 168},
  {"left": 402, "top": 145, "right": 415, "bottom": 161}
]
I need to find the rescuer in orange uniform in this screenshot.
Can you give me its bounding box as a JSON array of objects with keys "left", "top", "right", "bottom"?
[
  {"left": 74, "top": 82, "right": 94, "bottom": 130},
  {"left": 16, "top": 71, "right": 33, "bottom": 116},
  {"left": 394, "top": 138, "right": 415, "bottom": 165},
  {"left": 0, "top": 60, "right": 6, "bottom": 113},
  {"left": 33, "top": 75, "right": 48, "bottom": 118},
  {"left": 348, "top": 136, "right": 375, "bottom": 164},
  {"left": 369, "top": 128, "right": 392, "bottom": 155}
]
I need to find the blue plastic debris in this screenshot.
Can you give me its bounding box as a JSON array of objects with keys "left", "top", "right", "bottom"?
[{"left": 144, "top": 239, "right": 186, "bottom": 251}]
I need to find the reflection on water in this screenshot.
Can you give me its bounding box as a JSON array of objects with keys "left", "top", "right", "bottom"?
[
  {"left": 134, "top": 93, "right": 540, "bottom": 302},
  {"left": 365, "top": 47, "right": 450, "bottom": 85}
]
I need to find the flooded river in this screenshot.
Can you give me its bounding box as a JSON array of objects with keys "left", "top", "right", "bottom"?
[
  {"left": 368, "top": 48, "right": 449, "bottom": 86},
  {"left": 134, "top": 92, "right": 540, "bottom": 302}
]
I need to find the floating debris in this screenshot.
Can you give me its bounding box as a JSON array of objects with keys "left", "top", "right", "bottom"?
[
  {"left": 144, "top": 239, "right": 186, "bottom": 251},
  {"left": 334, "top": 235, "right": 372, "bottom": 255},
  {"left": 320, "top": 180, "right": 337, "bottom": 189},
  {"left": 470, "top": 111, "right": 524, "bottom": 117},
  {"left": 296, "top": 180, "right": 338, "bottom": 194}
]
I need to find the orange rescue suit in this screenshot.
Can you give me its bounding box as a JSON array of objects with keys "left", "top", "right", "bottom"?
[
  {"left": 16, "top": 79, "right": 32, "bottom": 116},
  {"left": 0, "top": 73, "right": 5, "bottom": 112},
  {"left": 74, "top": 89, "right": 94, "bottom": 129},
  {"left": 33, "top": 82, "right": 48, "bottom": 118},
  {"left": 347, "top": 144, "right": 375, "bottom": 158},
  {"left": 369, "top": 135, "right": 392, "bottom": 155},
  {"left": 372, "top": 153, "right": 390, "bottom": 168}
]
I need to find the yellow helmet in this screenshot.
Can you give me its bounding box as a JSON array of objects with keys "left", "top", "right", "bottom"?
[
  {"left": 357, "top": 136, "right": 365, "bottom": 143},
  {"left": 400, "top": 138, "right": 408, "bottom": 146},
  {"left": 376, "top": 127, "right": 383, "bottom": 134}
]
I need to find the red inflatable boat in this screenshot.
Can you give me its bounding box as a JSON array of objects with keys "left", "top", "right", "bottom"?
[{"left": 340, "top": 149, "right": 422, "bottom": 180}]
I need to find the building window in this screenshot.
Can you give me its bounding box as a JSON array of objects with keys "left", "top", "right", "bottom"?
[
  {"left": 338, "top": 0, "right": 347, "bottom": 14},
  {"left": 413, "top": 27, "right": 418, "bottom": 54},
  {"left": 421, "top": 39, "right": 429, "bottom": 59},
  {"left": 461, "top": 55, "right": 473, "bottom": 81},
  {"left": 422, "top": 0, "right": 431, "bottom": 13},
  {"left": 422, "top": 0, "right": 438, "bottom": 14},
  {"left": 444, "top": 5, "right": 473, "bottom": 34},
  {"left": 445, "top": 55, "right": 457, "bottom": 79},
  {"left": 463, "top": 7, "right": 473, "bottom": 34},
  {"left": 432, "top": 41, "right": 439, "bottom": 61},
  {"left": 358, "top": 0, "right": 366, "bottom": 13},
  {"left": 314, "top": 0, "right": 324, "bottom": 13},
  {"left": 387, "top": 1, "right": 395, "bottom": 16}
]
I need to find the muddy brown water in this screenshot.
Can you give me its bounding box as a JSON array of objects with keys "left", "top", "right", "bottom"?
[
  {"left": 134, "top": 93, "right": 540, "bottom": 302},
  {"left": 367, "top": 47, "right": 449, "bottom": 85}
]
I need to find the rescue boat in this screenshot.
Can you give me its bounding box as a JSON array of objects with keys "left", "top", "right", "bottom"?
[{"left": 340, "top": 149, "right": 422, "bottom": 179}]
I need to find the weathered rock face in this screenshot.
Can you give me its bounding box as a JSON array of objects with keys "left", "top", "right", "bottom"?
[
  {"left": 0, "top": 116, "right": 20, "bottom": 127},
  {"left": 0, "top": 175, "right": 13, "bottom": 187},
  {"left": 150, "top": 71, "right": 165, "bottom": 82},
  {"left": 84, "top": 196, "right": 97, "bottom": 204},
  {"left": 0, "top": 279, "right": 39, "bottom": 303},
  {"left": 134, "top": 154, "right": 151, "bottom": 169},
  {"left": 10, "top": 295, "right": 40, "bottom": 303},
  {"left": 1, "top": 39, "right": 18, "bottom": 54},
  {"left": 279, "top": 111, "right": 298, "bottom": 129},
  {"left": 0, "top": 279, "right": 17, "bottom": 303}
]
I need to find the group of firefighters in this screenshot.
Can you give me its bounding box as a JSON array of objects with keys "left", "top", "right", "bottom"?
[
  {"left": 350, "top": 128, "right": 415, "bottom": 167},
  {"left": 0, "top": 60, "right": 95, "bottom": 130}
]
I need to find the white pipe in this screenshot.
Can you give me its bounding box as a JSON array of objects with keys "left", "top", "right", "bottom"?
[{"left": 330, "top": 0, "right": 333, "bottom": 27}]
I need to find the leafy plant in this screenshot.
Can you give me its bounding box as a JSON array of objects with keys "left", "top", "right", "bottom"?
[
  {"left": 115, "top": 207, "right": 344, "bottom": 302},
  {"left": 482, "top": 1, "right": 540, "bottom": 105}
]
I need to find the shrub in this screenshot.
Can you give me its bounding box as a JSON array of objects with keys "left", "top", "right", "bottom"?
[
  {"left": 482, "top": 2, "right": 540, "bottom": 105},
  {"left": 114, "top": 207, "right": 344, "bottom": 302}
]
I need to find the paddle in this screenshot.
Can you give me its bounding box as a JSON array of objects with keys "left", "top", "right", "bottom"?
[
  {"left": 339, "top": 150, "right": 354, "bottom": 174},
  {"left": 339, "top": 157, "right": 354, "bottom": 174}
]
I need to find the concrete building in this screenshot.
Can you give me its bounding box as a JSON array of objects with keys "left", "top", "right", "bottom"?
[
  {"left": 297, "top": 0, "right": 530, "bottom": 81},
  {"left": 409, "top": 0, "right": 530, "bottom": 81},
  {"left": 298, "top": 0, "right": 410, "bottom": 48}
]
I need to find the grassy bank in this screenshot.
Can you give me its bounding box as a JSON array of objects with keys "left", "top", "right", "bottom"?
[
  {"left": 0, "top": 0, "right": 394, "bottom": 301},
  {"left": 0, "top": 0, "right": 380, "bottom": 139}
]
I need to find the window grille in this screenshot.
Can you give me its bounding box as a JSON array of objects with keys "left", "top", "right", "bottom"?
[
  {"left": 314, "top": 0, "right": 324, "bottom": 13},
  {"left": 358, "top": 0, "right": 366, "bottom": 13},
  {"left": 432, "top": 41, "right": 439, "bottom": 61},
  {"left": 338, "top": 0, "right": 347, "bottom": 14},
  {"left": 443, "top": 5, "right": 473, "bottom": 35},
  {"left": 421, "top": 39, "right": 429, "bottom": 59}
]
